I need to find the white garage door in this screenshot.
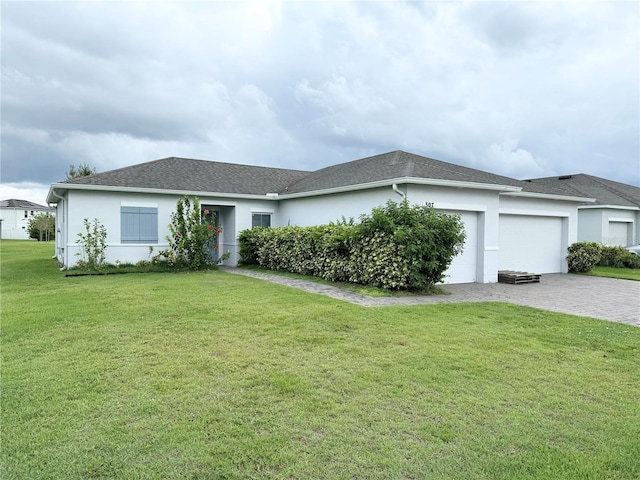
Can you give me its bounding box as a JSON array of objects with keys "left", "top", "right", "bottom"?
[
  {"left": 499, "top": 215, "right": 563, "bottom": 274},
  {"left": 607, "top": 221, "right": 629, "bottom": 246},
  {"left": 441, "top": 210, "right": 478, "bottom": 284}
]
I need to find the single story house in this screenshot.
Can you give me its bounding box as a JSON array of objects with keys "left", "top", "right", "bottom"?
[
  {"left": 47, "top": 150, "right": 595, "bottom": 284},
  {"left": 0, "top": 199, "right": 55, "bottom": 240},
  {"left": 526, "top": 174, "right": 640, "bottom": 247}
]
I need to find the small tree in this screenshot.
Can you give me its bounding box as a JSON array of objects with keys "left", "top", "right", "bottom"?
[
  {"left": 75, "top": 218, "right": 107, "bottom": 270},
  {"left": 66, "top": 163, "right": 97, "bottom": 180},
  {"left": 164, "top": 196, "right": 226, "bottom": 269},
  {"left": 28, "top": 213, "right": 55, "bottom": 241}
]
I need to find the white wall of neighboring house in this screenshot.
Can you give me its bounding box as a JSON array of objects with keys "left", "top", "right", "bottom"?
[
  {"left": 0, "top": 206, "right": 54, "bottom": 240},
  {"left": 577, "top": 207, "right": 639, "bottom": 247}
]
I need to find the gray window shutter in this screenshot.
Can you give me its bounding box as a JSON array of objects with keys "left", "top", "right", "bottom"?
[
  {"left": 138, "top": 207, "right": 158, "bottom": 242},
  {"left": 121, "top": 207, "right": 139, "bottom": 243},
  {"left": 121, "top": 207, "right": 158, "bottom": 243}
]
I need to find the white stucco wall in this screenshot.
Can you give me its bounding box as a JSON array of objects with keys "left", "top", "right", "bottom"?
[
  {"left": 54, "top": 184, "right": 583, "bottom": 282},
  {"left": 577, "top": 208, "right": 604, "bottom": 244},
  {"left": 278, "top": 184, "right": 503, "bottom": 284},
  {"left": 58, "top": 190, "right": 276, "bottom": 268}
]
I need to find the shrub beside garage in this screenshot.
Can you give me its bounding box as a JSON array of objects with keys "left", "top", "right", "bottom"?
[
  {"left": 567, "top": 241, "right": 640, "bottom": 273},
  {"left": 238, "top": 200, "right": 466, "bottom": 291}
]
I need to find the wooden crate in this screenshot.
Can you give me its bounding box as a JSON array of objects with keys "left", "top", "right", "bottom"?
[{"left": 498, "top": 270, "right": 541, "bottom": 284}]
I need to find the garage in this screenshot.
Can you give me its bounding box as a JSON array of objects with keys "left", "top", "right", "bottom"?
[
  {"left": 607, "top": 221, "right": 630, "bottom": 246},
  {"left": 499, "top": 214, "right": 564, "bottom": 274},
  {"left": 441, "top": 210, "right": 478, "bottom": 284}
]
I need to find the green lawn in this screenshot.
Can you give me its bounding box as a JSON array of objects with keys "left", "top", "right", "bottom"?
[
  {"left": 2, "top": 240, "right": 639, "bottom": 479},
  {"left": 588, "top": 265, "right": 640, "bottom": 281}
]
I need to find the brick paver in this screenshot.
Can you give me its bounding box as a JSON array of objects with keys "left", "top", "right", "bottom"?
[{"left": 222, "top": 268, "right": 640, "bottom": 326}]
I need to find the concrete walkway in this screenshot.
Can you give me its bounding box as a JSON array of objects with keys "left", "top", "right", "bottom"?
[{"left": 222, "top": 268, "right": 640, "bottom": 327}]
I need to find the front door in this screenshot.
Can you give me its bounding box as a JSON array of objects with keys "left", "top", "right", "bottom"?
[{"left": 202, "top": 207, "right": 219, "bottom": 262}]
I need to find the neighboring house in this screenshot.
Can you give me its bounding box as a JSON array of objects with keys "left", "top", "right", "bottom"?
[
  {"left": 47, "top": 150, "right": 594, "bottom": 283},
  {"left": 0, "top": 199, "right": 55, "bottom": 240},
  {"left": 526, "top": 174, "right": 640, "bottom": 247}
]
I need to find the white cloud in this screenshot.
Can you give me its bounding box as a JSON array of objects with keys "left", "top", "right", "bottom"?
[
  {"left": 481, "top": 139, "right": 545, "bottom": 179},
  {"left": 1, "top": 0, "right": 638, "bottom": 202},
  {"left": 0, "top": 182, "right": 51, "bottom": 206}
]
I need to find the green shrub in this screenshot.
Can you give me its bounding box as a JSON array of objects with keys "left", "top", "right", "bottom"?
[
  {"left": 357, "top": 200, "right": 466, "bottom": 289},
  {"left": 567, "top": 241, "right": 603, "bottom": 273},
  {"left": 238, "top": 228, "right": 263, "bottom": 265},
  {"left": 237, "top": 200, "right": 466, "bottom": 291},
  {"left": 75, "top": 218, "right": 107, "bottom": 270},
  {"left": 600, "top": 245, "right": 640, "bottom": 269},
  {"left": 625, "top": 253, "right": 640, "bottom": 269},
  {"left": 313, "top": 223, "right": 356, "bottom": 282},
  {"left": 348, "top": 230, "right": 410, "bottom": 289},
  {"left": 161, "top": 196, "right": 227, "bottom": 270}
]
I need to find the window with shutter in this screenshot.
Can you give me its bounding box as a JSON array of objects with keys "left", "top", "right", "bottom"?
[{"left": 121, "top": 207, "right": 158, "bottom": 243}]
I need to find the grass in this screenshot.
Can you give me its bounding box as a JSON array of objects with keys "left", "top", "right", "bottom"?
[
  {"left": 587, "top": 265, "right": 640, "bottom": 281},
  {"left": 2, "top": 239, "right": 639, "bottom": 479}
]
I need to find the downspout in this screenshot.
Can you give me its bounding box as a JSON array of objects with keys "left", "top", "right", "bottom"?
[
  {"left": 49, "top": 189, "right": 67, "bottom": 270},
  {"left": 392, "top": 184, "right": 406, "bottom": 200}
]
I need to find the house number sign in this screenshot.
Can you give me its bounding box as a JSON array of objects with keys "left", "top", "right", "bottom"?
[{"left": 424, "top": 202, "right": 435, "bottom": 208}]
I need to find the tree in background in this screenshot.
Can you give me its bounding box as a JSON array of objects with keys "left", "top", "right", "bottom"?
[
  {"left": 28, "top": 213, "right": 55, "bottom": 241},
  {"left": 65, "top": 163, "right": 97, "bottom": 180}
]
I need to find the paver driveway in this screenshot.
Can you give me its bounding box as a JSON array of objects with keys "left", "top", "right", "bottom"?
[{"left": 224, "top": 268, "right": 640, "bottom": 327}]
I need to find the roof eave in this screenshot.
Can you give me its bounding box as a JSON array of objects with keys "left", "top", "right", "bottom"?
[
  {"left": 46, "top": 183, "right": 282, "bottom": 202},
  {"left": 281, "top": 177, "right": 522, "bottom": 199},
  {"left": 501, "top": 191, "right": 596, "bottom": 203},
  {"left": 578, "top": 204, "right": 640, "bottom": 211}
]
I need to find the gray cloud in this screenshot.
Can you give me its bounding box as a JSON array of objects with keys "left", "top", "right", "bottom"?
[{"left": 1, "top": 0, "right": 638, "bottom": 204}]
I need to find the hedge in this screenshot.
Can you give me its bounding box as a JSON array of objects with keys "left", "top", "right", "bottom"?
[
  {"left": 599, "top": 245, "right": 640, "bottom": 269},
  {"left": 238, "top": 200, "right": 466, "bottom": 291}
]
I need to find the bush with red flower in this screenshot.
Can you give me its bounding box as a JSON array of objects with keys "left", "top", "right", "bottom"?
[{"left": 160, "top": 196, "right": 228, "bottom": 269}]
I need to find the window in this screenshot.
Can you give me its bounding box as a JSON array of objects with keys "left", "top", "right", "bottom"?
[
  {"left": 121, "top": 207, "right": 158, "bottom": 243},
  {"left": 252, "top": 213, "right": 271, "bottom": 228}
]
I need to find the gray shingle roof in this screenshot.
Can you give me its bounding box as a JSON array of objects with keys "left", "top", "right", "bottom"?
[
  {"left": 0, "top": 199, "right": 53, "bottom": 209},
  {"left": 64, "top": 157, "right": 311, "bottom": 195},
  {"left": 284, "top": 150, "right": 524, "bottom": 193},
  {"left": 525, "top": 174, "right": 640, "bottom": 207},
  {"left": 55, "top": 151, "right": 612, "bottom": 202}
]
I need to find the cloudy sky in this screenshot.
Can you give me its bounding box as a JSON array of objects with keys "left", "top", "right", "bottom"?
[{"left": 2, "top": 1, "right": 639, "bottom": 205}]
